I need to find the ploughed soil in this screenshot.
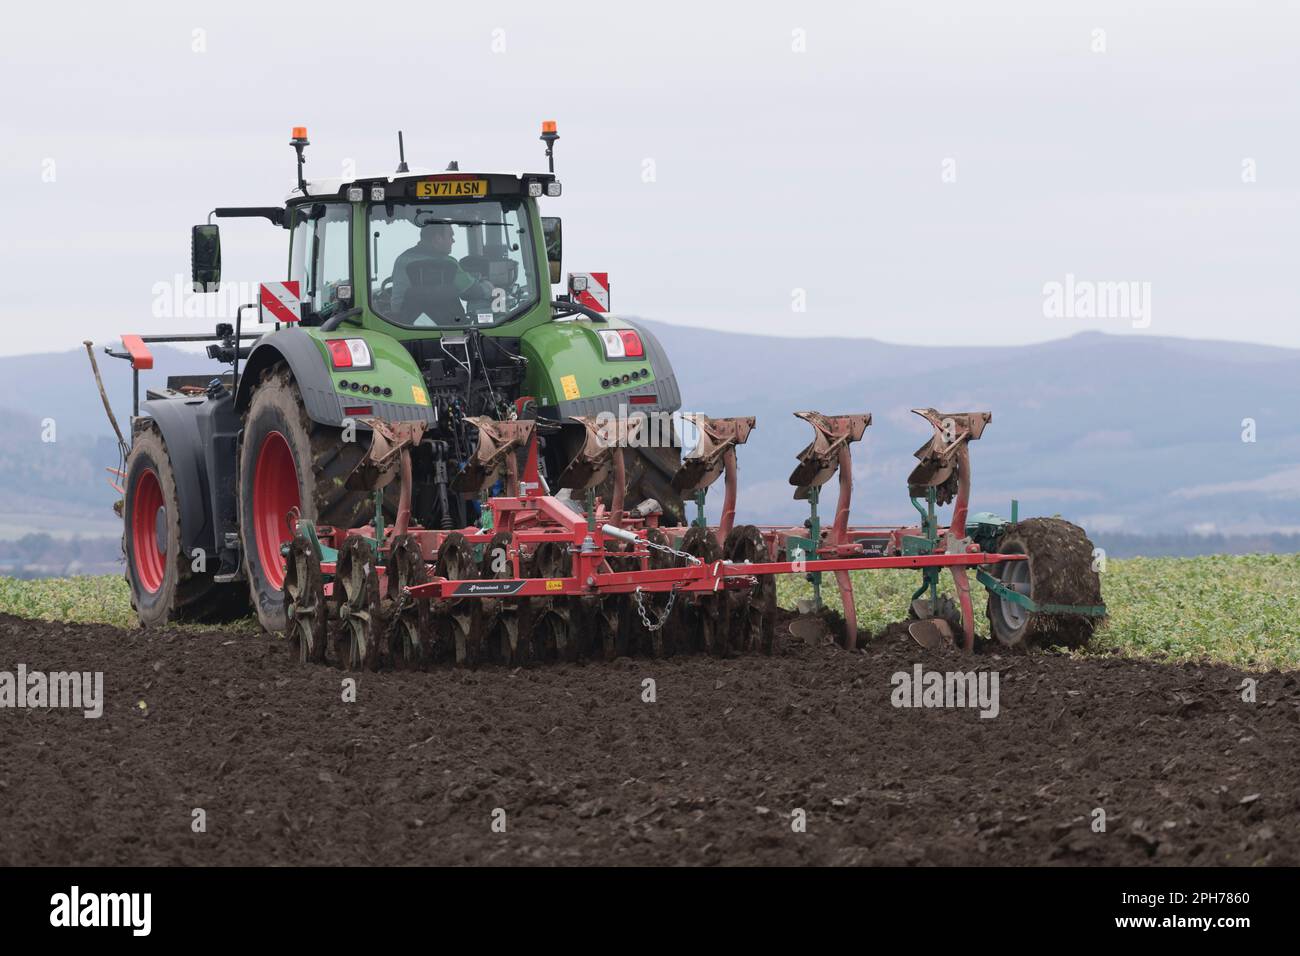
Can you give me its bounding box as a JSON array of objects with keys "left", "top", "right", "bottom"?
[{"left": 1, "top": 611, "right": 1297, "bottom": 866}]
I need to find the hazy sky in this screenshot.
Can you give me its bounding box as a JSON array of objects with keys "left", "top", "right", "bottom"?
[{"left": 1, "top": 0, "right": 1297, "bottom": 356}]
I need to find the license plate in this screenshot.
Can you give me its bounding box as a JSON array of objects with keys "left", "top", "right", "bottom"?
[{"left": 416, "top": 179, "right": 487, "bottom": 198}]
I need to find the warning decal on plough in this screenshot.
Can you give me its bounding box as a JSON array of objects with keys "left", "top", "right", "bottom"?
[{"left": 259, "top": 281, "right": 302, "bottom": 324}]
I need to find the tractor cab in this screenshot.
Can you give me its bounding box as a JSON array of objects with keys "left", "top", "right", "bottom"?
[{"left": 279, "top": 170, "right": 557, "bottom": 332}]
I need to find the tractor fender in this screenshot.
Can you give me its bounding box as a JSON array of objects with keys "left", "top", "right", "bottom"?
[
  {"left": 135, "top": 396, "right": 217, "bottom": 563},
  {"left": 235, "top": 327, "right": 436, "bottom": 427},
  {"left": 521, "top": 316, "right": 682, "bottom": 420},
  {"left": 235, "top": 328, "right": 347, "bottom": 425}
]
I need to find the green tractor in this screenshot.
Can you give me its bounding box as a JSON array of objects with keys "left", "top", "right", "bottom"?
[{"left": 113, "top": 124, "right": 684, "bottom": 631}]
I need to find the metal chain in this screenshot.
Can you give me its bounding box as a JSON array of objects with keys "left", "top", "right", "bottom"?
[
  {"left": 644, "top": 538, "right": 703, "bottom": 566},
  {"left": 633, "top": 582, "right": 682, "bottom": 631}
]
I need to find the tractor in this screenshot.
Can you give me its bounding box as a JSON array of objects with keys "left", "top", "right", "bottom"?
[
  {"left": 103, "top": 124, "right": 681, "bottom": 632},
  {"left": 96, "top": 124, "right": 1106, "bottom": 663}
]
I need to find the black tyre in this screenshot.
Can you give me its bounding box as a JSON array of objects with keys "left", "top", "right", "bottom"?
[
  {"left": 622, "top": 444, "right": 685, "bottom": 525},
  {"left": 986, "top": 517, "right": 1104, "bottom": 649},
  {"left": 123, "top": 426, "right": 243, "bottom": 627},
  {"left": 550, "top": 424, "right": 684, "bottom": 525},
  {"left": 238, "top": 365, "right": 383, "bottom": 632}
]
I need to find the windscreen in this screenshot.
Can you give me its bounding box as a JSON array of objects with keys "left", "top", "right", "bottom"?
[{"left": 368, "top": 199, "right": 538, "bottom": 329}]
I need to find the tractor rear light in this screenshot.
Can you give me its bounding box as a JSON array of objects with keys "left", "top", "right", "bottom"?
[
  {"left": 325, "top": 338, "right": 372, "bottom": 370},
  {"left": 629, "top": 394, "right": 657, "bottom": 405},
  {"left": 596, "top": 328, "right": 642, "bottom": 361},
  {"left": 370, "top": 186, "right": 385, "bottom": 201},
  {"left": 617, "top": 330, "right": 644, "bottom": 358},
  {"left": 546, "top": 182, "right": 562, "bottom": 197},
  {"left": 343, "top": 405, "right": 372, "bottom": 417},
  {"left": 326, "top": 340, "right": 352, "bottom": 367},
  {"left": 597, "top": 329, "right": 625, "bottom": 358},
  {"left": 347, "top": 186, "right": 364, "bottom": 202},
  {"left": 527, "top": 181, "right": 543, "bottom": 197}
]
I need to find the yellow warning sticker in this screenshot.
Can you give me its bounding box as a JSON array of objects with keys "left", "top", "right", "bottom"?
[
  {"left": 560, "top": 374, "right": 580, "bottom": 401},
  {"left": 411, "top": 385, "right": 428, "bottom": 406},
  {"left": 545, "top": 579, "right": 563, "bottom": 592}
]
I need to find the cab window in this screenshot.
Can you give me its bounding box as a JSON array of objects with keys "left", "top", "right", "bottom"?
[
  {"left": 368, "top": 198, "right": 538, "bottom": 329},
  {"left": 287, "top": 203, "right": 352, "bottom": 315}
]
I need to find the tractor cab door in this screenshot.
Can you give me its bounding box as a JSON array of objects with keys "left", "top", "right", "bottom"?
[{"left": 287, "top": 202, "right": 352, "bottom": 320}]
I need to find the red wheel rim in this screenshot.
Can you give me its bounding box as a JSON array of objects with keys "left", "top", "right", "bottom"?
[
  {"left": 131, "top": 467, "right": 167, "bottom": 593},
  {"left": 252, "top": 431, "right": 301, "bottom": 591}
]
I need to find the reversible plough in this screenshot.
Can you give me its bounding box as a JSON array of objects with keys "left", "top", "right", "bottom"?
[{"left": 283, "top": 408, "right": 1107, "bottom": 669}]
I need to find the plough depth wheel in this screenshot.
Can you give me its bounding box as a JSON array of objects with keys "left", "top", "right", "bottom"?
[{"left": 986, "top": 518, "right": 1103, "bottom": 649}]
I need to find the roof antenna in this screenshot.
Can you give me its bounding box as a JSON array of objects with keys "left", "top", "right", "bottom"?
[
  {"left": 446, "top": 160, "right": 459, "bottom": 171},
  {"left": 396, "top": 131, "right": 409, "bottom": 174}
]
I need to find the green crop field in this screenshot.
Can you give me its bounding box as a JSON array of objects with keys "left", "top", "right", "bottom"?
[
  {"left": 777, "top": 553, "right": 1300, "bottom": 671},
  {"left": 1, "top": 554, "right": 1297, "bottom": 670},
  {"left": 0, "top": 575, "right": 259, "bottom": 636}
]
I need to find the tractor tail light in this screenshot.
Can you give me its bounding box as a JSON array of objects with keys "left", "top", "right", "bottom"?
[
  {"left": 326, "top": 340, "right": 353, "bottom": 367},
  {"left": 326, "top": 338, "right": 372, "bottom": 369},
  {"left": 597, "top": 329, "right": 644, "bottom": 361},
  {"left": 618, "top": 330, "right": 644, "bottom": 359},
  {"left": 597, "top": 329, "right": 624, "bottom": 358}
]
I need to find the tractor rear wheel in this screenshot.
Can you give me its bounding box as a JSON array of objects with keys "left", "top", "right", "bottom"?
[
  {"left": 123, "top": 426, "right": 243, "bottom": 627},
  {"left": 238, "top": 365, "right": 384, "bottom": 632},
  {"left": 986, "top": 517, "right": 1103, "bottom": 649}
]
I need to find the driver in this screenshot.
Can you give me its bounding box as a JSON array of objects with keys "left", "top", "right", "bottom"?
[{"left": 391, "top": 222, "right": 492, "bottom": 321}]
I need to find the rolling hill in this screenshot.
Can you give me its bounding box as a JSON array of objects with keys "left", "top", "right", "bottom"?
[{"left": 1, "top": 326, "right": 1295, "bottom": 575}]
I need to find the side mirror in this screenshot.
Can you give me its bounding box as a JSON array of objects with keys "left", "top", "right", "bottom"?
[
  {"left": 191, "top": 224, "right": 222, "bottom": 292},
  {"left": 541, "top": 216, "right": 562, "bottom": 286}
]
